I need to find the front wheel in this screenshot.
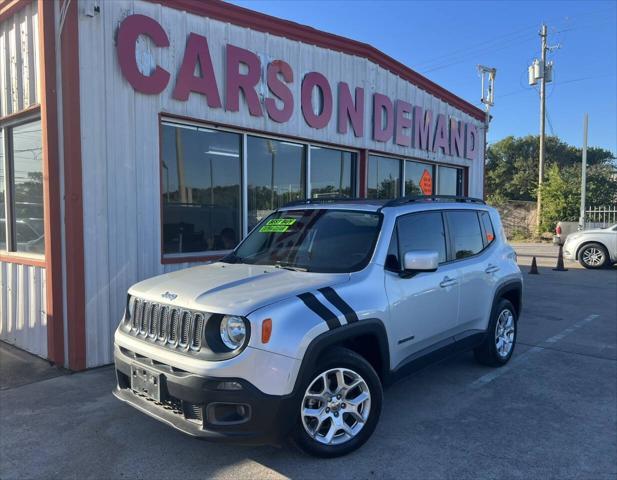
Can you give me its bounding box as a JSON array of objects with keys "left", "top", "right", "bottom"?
[
  {"left": 474, "top": 299, "right": 517, "bottom": 367},
  {"left": 579, "top": 243, "right": 609, "bottom": 269},
  {"left": 291, "top": 348, "right": 382, "bottom": 458}
]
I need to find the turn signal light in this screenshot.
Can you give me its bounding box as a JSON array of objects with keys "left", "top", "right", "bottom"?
[{"left": 262, "top": 318, "right": 272, "bottom": 344}]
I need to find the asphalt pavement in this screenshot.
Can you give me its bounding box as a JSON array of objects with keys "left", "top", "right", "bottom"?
[{"left": 1, "top": 243, "right": 615, "bottom": 480}]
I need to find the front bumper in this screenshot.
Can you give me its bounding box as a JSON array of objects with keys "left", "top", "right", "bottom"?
[{"left": 113, "top": 346, "right": 297, "bottom": 444}]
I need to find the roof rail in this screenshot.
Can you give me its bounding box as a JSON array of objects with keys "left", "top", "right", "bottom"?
[
  {"left": 381, "top": 195, "right": 486, "bottom": 209},
  {"left": 282, "top": 197, "right": 374, "bottom": 207}
]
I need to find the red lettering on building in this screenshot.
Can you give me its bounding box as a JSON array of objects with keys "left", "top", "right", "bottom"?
[
  {"left": 373, "top": 93, "right": 394, "bottom": 143},
  {"left": 337, "top": 82, "right": 364, "bottom": 137},
  {"left": 301, "top": 72, "right": 332, "bottom": 129},
  {"left": 116, "top": 14, "right": 170, "bottom": 94},
  {"left": 226, "top": 44, "right": 263, "bottom": 116},
  {"left": 265, "top": 60, "right": 294, "bottom": 123},
  {"left": 172, "top": 33, "right": 221, "bottom": 107}
]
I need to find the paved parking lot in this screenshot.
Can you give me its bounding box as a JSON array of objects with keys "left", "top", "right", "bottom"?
[{"left": 1, "top": 243, "right": 616, "bottom": 480}]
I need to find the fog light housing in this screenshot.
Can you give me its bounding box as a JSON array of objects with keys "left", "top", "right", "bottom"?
[{"left": 206, "top": 402, "right": 251, "bottom": 425}]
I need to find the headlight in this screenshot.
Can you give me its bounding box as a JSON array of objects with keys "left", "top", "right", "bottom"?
[{"left": 220, "top": 315, "right": 247, "bottom": 350}]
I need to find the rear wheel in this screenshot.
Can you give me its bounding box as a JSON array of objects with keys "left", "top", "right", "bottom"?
[
  {"left": 474, "top": 299, "right": 517, "bottom": 367},
  {"left": 291, "top": 348, "right": 382, "bottom": 457},
  {"left": 579, "top": 242, "right": 609, "bottom": 269}
]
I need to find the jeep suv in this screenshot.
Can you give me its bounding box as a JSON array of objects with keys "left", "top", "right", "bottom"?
[{"left": 113, "top": 196, "right": 522, "bottom": 457}]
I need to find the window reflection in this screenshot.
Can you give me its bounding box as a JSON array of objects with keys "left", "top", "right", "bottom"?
[
  {"left": 310, "top": 147, "right": 355, "bottom": 199},
  {"left": 247, "top": 136, "right": 305, "bottom": 231},
  {"left": 161, "top": 123, "right": 241, "bottom": 254},
  {"left": 367, "top": 155, "right": 400, "bottom": 199},
  {"left": 405, "top": 161, "right": 434, "bottom": 196},
  {"left": 12, "top": 120, "right": 44, "bottom": 255},
  {"left": 437, "top": 165, "right": 463, "bottom": 196}
]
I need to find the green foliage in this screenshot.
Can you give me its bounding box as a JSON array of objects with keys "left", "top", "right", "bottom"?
[
  {"left": 486, "top": 135, "right": 617, "bottom": 232},
  {"left": 486, "top": 135, "right": 615, "bottom": 202},
  {"left": 539, "top": 162, "right": 617, "bottom": 231}
]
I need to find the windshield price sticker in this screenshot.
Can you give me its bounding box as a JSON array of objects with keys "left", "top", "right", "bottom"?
[{"left": 260, "top": 218, "right": 297, "bottom": 233}]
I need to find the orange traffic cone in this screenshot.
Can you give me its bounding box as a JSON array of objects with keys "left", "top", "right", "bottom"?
[{"left": 529, "top": 256, "right": 539, "bottom": 274}]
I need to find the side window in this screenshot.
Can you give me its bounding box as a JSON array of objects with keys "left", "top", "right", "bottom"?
[
  {"left": 397, "top": 212, "right": 447, "bottom": 264},
  {"left": 479, "top": 211, "right": 495, "bottom": 246},
  {"left": 447, "top": 211, "right": 484, "bottom": 259},
  {"left": 385, "top": 226, "right": 400, "bottom": 271}
]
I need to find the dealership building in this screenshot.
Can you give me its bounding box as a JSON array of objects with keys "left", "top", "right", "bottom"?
[{"left": 0, "top": 0, "right": 487, "bottom": 369}]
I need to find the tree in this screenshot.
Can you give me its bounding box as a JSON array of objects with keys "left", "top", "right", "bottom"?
[
  {"left": 486, "top": 135, "right": 615, "bottom": 203},
  {"left": 539, "top": 162, "right": 617, "bottom": 231}
]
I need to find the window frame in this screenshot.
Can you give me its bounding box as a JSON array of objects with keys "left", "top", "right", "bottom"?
[
  {"left": 159, "top": 117, "right": 360, "bottom": 263},
  {"left": 0, "top": 111, "right": 45, "bottom": 261}
]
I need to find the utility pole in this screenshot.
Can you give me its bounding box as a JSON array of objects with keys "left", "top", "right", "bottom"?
[
  {"left": 529, "top": 24, "right": 557, "bottom": 236},
  {"left": 579, "top": 114, "right": 589, "bottom": 230},
  {"left": 537, "top": 24, "right": 548, "bottom": 236}
]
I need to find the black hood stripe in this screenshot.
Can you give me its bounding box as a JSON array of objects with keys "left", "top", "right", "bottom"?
[
  {"left": 318, "top": 287, "right": 359, "bottom": 324},
  {"left": 297, "top": 292, "right": 341, "bottom": 329}
]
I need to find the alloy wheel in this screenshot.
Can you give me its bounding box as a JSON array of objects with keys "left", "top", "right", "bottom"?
[
  {"left": 582, "top": 247, "right": 604, "bottom": 267},
  {"left": 495, "top": 309, "right": 515, "bottom": 358},
  {"left": 301, "top": 368, "right": 371, "bottom": 445}
]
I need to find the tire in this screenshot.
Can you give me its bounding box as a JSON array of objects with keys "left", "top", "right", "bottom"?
[
  {"left": 474, "top": 299, "right": 517, "bottom": 367},
  {"left": 291, "top": 347, "right": 382, "bottom": 458},
  {"left": 578, "top": 242, "right": 609, "bottom": 269}
]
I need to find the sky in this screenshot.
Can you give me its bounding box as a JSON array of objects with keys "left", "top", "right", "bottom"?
[{"left": 230, "top": 0, "right": 617, "bottom": 154}]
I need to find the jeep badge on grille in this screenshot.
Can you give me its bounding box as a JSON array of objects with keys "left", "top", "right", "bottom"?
[{"left": 161, "top": 291, "right": 178, "bottom": 301}]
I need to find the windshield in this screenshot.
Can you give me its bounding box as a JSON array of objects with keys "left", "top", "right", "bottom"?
[{"left": 224, "top": 209, "right": 382, "bottom": 273}]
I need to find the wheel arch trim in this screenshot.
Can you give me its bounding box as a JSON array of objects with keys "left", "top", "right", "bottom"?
[
  {"left": 492, "top": 279, "right": 523, "bottom": 319},
  {"left": 291, "top": 319, "right": 390, "bottom": 397}
]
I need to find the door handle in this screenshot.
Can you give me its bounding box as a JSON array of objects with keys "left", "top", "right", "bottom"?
[
  {"left": 439, "top": 276, "right": 457, "bottom": 288},
  {"left": 485, "top": 264, "right": 500, "bottom": 274}
]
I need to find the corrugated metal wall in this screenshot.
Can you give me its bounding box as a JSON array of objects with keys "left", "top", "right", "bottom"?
[
  {"left": 77, "top": 0, "right": 485, "bottom": 366},
  {"left": 0, "top": 0, "right": 39, "bottom": 117},
  {"left": 0, "top": 2, "right": 46, "bottom": 358},
  {"left": 0, "top": 263, "right": 47, "bottom": 357}
]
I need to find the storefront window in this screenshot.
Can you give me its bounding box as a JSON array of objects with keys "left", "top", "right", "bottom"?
[
  {"left": 12, "top": 121, "right": 44, "bottom": 254},
  {"left": 437, "top": 165, "right": 463, "bottom": 196},
  {"left": 0, "top": 119, "right": 44, "bottom": 255},
  {"left": 367, "top": 155, "right": 400, "bottom": 199},
  {"left": 310, "top": 147, "right": 356, "bottom": 199},
  {"left": 161, "top": 123, "right": 241, "bottom": 255},
  {"left": 405, "top": 161, "right": 434, "bottom": 196},
  {"left": 0, "top": 130, "right": 5, "bottom": 251},
  {"left": 247, "top": 136, "right": 305, "bottom": 231}
]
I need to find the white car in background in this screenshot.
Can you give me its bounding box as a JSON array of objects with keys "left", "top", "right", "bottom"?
[{"left": 563, "top": 224, "right": 617, "bottom": 269}]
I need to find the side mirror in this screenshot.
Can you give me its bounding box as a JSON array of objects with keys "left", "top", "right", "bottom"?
[{"left": 402, "top": 250, "right": 439, "bottom": 276}]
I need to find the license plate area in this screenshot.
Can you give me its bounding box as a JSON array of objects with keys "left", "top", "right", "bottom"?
[{"left": 130, "top": 365, "right": 161, "bottom": 402}]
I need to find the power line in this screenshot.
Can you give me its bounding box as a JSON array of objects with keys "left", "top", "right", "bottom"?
[{"left": 500, "top": 73, "right": 616, "bottom": 98}]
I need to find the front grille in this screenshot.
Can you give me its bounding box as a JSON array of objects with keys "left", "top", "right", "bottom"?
[{"left": 128, "top": 298, "right": 206, "bottom": 351}]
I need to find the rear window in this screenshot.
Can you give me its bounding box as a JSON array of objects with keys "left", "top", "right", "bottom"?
[
  {"left": 479, "top": 211, "right": 495, "bottom": 245},
  {"left": 446, "top": 211, "right": 484, "bottom": 260}
]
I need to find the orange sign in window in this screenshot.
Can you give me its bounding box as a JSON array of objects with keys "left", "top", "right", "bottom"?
[{"left": 420, "top": 169, "right": 433, "bottom": 195}]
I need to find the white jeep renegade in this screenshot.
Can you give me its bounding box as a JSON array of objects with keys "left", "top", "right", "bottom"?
[{"left": 113, "top": 196, "right": 522, "bottom": 457}]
